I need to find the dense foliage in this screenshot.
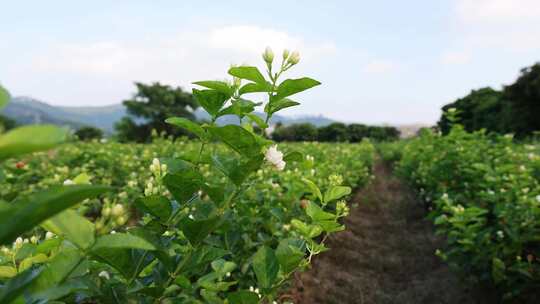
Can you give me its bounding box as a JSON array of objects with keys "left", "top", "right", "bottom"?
[
  {"left": 75, "top": 126, "right": 104, "bottom": 141},
  {"left": 0, "top": 49, "right": 376, "bottom": 303},
  {"left": 438, "top": 62, "right": 540, "bottom": 138},
  {"left": 272, "top": 122, "right": 399, "bottom": 142},
  {"left": 395, "top": 123, "right": 540, "bottom": 300},
  {"left": 115, "top": 82, "right": 199, "bottom": 142}
]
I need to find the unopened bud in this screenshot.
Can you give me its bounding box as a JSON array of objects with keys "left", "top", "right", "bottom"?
[
  {"left": 288, "top": 51, "right": 300, "bottom": 65},
  {"left": 282, "top": 49, "right": 290, "bottom": 60},
  {"left": 262, "top": 47, "right": 274, "bottom": 64}
]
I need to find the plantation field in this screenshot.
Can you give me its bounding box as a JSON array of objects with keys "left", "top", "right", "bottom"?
[{"left": 0, "top": 138, "right": 375, "bottom": 303}]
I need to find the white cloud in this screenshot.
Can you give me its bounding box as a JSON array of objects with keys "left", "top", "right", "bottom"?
[
  {"left": 441, "top": 51, "right": 471, "bottom": 65},
  {"left": 453, "top": 0, "right": 540, "bottom": 51},
  {"left": 457, "top": 0, "right": 540, "bottom": 23},
  {"left": 363, "top": 60, "right": 397, "bottom": 74}
]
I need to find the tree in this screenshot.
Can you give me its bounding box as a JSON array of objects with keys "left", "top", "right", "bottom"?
[
  {"left": 501, "top": 63, "right": 540, "bottom": 137},
  {"left": 438, "top": 87, "right": 503, "bottom": 134},
  {"left": 272, "top": 123, "right": 318, "bottom": 142},
  {"left": 347, "top": 123, "right": 369, "bottom": 142},
  {"left": 0, "top": 114, "right": 16, "bottom": 132},
  {"left": 318, "top": 123, "right": 349, "bottom": 142},
  {"left": 115, "top": 82, "right": 198, "bottom": 142},
  {"left": 75, "top": 126, "right": 103, "bottom": 141}
]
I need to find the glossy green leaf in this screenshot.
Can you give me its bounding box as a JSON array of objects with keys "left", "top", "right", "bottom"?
[
  {"left": 0, "top": 267, "right": 42, "bottom": 304},
  {"left": 276, "top": 238, "right": 305, "bottom": 274},
  {"left": 193, "top": 89, "right": 229, "bottom": 117},
  {"left": 245, "top": 113, "right": 268, "bottom": 129},
  {"left": 179, "top": 216, "right": 221, "bottom": 246},
  {"left": 193, "top": 80, "right": 233, "bottom": 97},
  {"left": 212, "top": 154, "right": 264, "bottom": 186},
  {"left": 0, "top": 125, "right": 68, "bottom": 161},
  {"left": 208, "top": 125, "right": 262, "bottom": 158},
  {"left": 227, "top": 290, "right": 259, "bottom": 304},
  {"left": 42, "top": 209, "right": 96, "bottom": 250},
  {"left": 252, "top": 246, "right": 279, "bottom": 289},
  {"left": 275, "top": 77, "right": 321, "bottom": 100},
  {"left": 92, "top": 233, "right": 156, "bottom": 251},
  {"left": 218, "top": 99, "right": 260, "bottom": 118},
  {"left": 238, "top": 82, "right": 271, "bottom": 95},
  {"left": 324, "top": 186, "right": 352, "bottom": 203},
  {"left": 0, "top": 266, "right": 17, "bottom": 279},
  {"left": 166, "top": 117, "right": 208, "bottom": 140},
  {"left": 162, "top": 169, "right": 203, "bottom": 203},
  {"left": 134, "top": 195, "right": 172, "bottom": 222},
  {"left": 31, "top": 249, "right": 83, "bottom": 292},
  {"left": 0, "top": 185, "right": 109, "bottom": 245},
  {"left": 228, "top": 66, "right": 266, "bottom": 84},
  {"left": 266, "top": 98, "right": 300, "bottom": 115},
  {"left": 302, "top": 178, "right": 323, "bottom": 202},
  {"left": 19, "top": 253, "right": 48, "bottom": 272},
  {"left": 283, "top": 151, "right": 303, "bottom": 162}
]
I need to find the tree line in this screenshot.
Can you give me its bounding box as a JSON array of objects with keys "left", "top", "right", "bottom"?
[
  {"left": 271, "top": 122, "right": 400, "bottom": 142},
  {"left": 438, "top": 62, "right": 540, "bottom": 138}
]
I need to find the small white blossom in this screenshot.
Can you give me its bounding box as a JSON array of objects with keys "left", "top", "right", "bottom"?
[
  {"left": 98, "top": 271, "right": 110, "bottom": 280},
  {"left": 497, "top": 230, "right": 504, "bottom": 239},
  {"left": 45, "top": 231, "right": 55, "bottom": 240},
  {"left": 536, "top": 195, "right": 540, "bottom": 203},
  {"left": 265, "top": 145, "right": 286, "bottom": 171},
  {"left": 63, "top": 179, "right": 75, "bottom": 185},
  {"left": 262, "top": 47, "right": 274, "bottom": 64},
  {"left": 14, "top": 237, "right": 23, "bottom": 249}
]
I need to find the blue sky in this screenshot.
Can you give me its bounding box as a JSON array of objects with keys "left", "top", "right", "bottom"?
[{"left": 1, "top": 0, "right": 539, "bottom": 124}]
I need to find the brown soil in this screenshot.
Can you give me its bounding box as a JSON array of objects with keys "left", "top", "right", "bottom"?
[{"left": 287, "top": 161, "right": 476, "bottom": 304}]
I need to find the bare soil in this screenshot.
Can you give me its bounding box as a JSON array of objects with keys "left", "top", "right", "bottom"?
[{"left": 287, "top": 161, "right": 477, "bottom": 304}]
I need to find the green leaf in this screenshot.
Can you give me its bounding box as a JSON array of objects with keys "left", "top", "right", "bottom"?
[
  {"left": 72, "top": 173, "right": 91, "bottom": 185},
  {"left": 252, "top": 246, "right": 279, "bottom": 289},
  {"left": 266, "top": 98, "right": 300, "bottom": 115},
  {"left": 306, "top": 202, "right": 335, "bottom": 221},
  {"left": 166, "top": 117, "right": 208, "bottom": 140},
  {"left": 92, "top": 233, "right": 156, "bottom": 251},
  {"left": 0, "top": 125, "right": 68, "bottom": 161},
  {"left": 302, "top": 179, "right": 323, "bottom": 202},
  {"left": 218, "top": 99, "right": 260, "bottom": 118},
  {"left": 276, "top": 238, "right": 305, "bottom": 274},
  {"left": 0, "top": 266, "right": 17, "bottom": 279},
  {"left": 238, "top": 82, "right": 271, "bottom": 95},
  {"left": 193, "top": 89, "right": 229, "bottom": 117},
  {"left": 212, "top": 154, "right": 263, "bottom": 186},
  {"left": 0, "top": 85, "right": 10, "bottom": 111},
  {"left": 183, "top": 245, "right": 228, "bottom": 273},
  {"left": 179, "top": 216, "right": 221, "bottom": 246},
  {"left": 42, "top": 209, "right": 96, "bottom": 250},
  {"left": 283, "top": 151, "right": 303, "bottom": 162},
  {"left": 162, "top": 169, "right": 203, "bottom": 203},
  {"left": 275, "top": 77, "right": 321, "bottom": 100},
  {"left": 19, "top": 253, "right": 48, "bottom": 272},
  {"left": 193, "top": 80, "right": 233, "bottom": 97},
  {"left": 0, "top": 267, "right": 42, "bottom": 304},
  {"left": 91, "top": 248, "right": 146, "bottom": 279},
  {"left": 324, "top": 186, "right": 352, "bottom": 203},
  {"left": 208, "top": 125, "right": 262, "bottom": 158},
  {"left": 245, "top": 113, "right": 268, "bottom": 129},
  {"left": 0, "top": 185, "right": 109, "bottom": 245},
  {"left": 31, "top": 249, "right": 83, "bottom": 292},
  {"left": 227, "top": 290, "right": 259, "bottom": 304},
  {"left": 228, "top": 66, "right": 266, "bottom": 84},
  {"left": 290, "top": 219, "right": 323, "bottom": 239},
  {"left": 134, "top": 195, "right": 171, "bottom": 222}
]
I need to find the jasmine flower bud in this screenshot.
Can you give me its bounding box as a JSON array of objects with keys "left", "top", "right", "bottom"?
[
  {"left": 262, "top": 47, "right": 274, "bottom": 64},
  {"left": 288, "top": 51, "right": 300, "bottom": 65}
]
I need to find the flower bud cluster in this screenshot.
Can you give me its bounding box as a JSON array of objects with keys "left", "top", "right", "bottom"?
[
  {"left": 336, "top": 200, "right": 350, "bottom": 217},
  {"left": 96, "top": 202, "right": 128, "bottom": 233},
  {"left": 328, "top": 174, "right": 344, "bottom": 187}
]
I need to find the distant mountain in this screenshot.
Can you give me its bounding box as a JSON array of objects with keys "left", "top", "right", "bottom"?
[{"left": 3, "top": 97, "right": 335, "bottom": 133}]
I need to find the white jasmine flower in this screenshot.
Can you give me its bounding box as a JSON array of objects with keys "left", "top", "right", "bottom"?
[
  {"left": 110, "top": 230, "right": 116, "bottom": 234},
  {"left": 265, "top": 145, "right": 286, "bottom": 171},
  {"left": 98, "top": 270, "right": 110, "bottom": 280},
  {"left": 45, "top": 231, "right": 55, "bottom": 240},
  {"left": 14, "top": 237, "right": 23, "bottom": 249},
  {"left": 536, "top": 195, "right": 540, "bottom": 203},
  {"left": 497, "top": 230, "right": 504, "bottom": 239},
  {"left": 30, "top": 236, "right": 39, "bottom": 244},
  {"left": 63, "top": 179, "right": 75, "bottom": 185}
]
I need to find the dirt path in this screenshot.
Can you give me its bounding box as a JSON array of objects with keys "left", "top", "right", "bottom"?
[{"left": 288, "top": 160, "right": 475, "bottom": 304}]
